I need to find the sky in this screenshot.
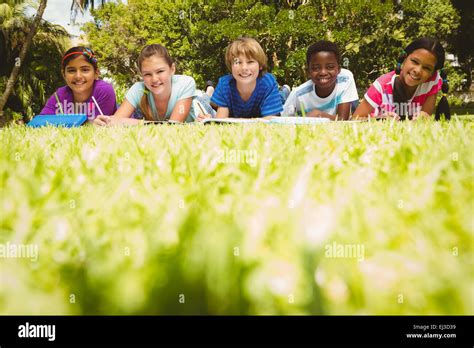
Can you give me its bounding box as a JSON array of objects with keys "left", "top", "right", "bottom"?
[
  {"left": 36, "top": 0, "right": 94, "bottom": 37},
  {"left": 29, "top": 1, "right": 126, "bottom": 37}
]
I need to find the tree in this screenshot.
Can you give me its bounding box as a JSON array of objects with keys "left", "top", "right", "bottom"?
[
  {"left": 70, "top": 0, "right": 108, "bottom": 23},
  {"left": 449, "top": 0, "right": 473, "bottom": 90},
  {"left": 0, "top": 0, "right": 69, "bottom": 123},
  {"left": 83, "top": 0, "right": 460, "bottom": 95},
  {"left": 0, "top": 0, "right": 48, "bottom": 125}
]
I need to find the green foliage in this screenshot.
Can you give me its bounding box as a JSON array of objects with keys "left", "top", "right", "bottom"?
[
  {"left": 83, "top": 0, "right": 460, "bottom": 97},
  {"left": 1, "top": 121, "right": 473, "bottom": 314},
  {"left": 443, "top": 65, "right": 467, "bottom": 93},
  {"left": 0, "top": 0, "right": 70, "bottom": 120},
  {"left": 400, "top": 0, "right": 459, "bottom": 40},
  {"left": 449, "top": 0, "right": 473, "bottom": 89}
]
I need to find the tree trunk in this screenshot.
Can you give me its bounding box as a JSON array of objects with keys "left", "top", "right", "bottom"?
[{"left": 0, "top": 0, "right": 48, "bottom": 126}]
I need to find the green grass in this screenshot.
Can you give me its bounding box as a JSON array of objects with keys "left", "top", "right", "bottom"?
[{"left": 1, "top": 119, "right": 473, "bottom": 315}]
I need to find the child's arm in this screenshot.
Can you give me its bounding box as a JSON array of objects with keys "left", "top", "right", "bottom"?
[
  {"left": 306, "top": 109, "right": 333, "bottom": 120},
  {"left": 336, "top": 71, "right": 359, "bottom": 120},
  {"left": 216, "top": 107, "right": 230, "bottom": 118},
  {"left": 282, "top": 92, "right": 297, "bottom": 116},
  {"left": 421, "top": 95, "right": 437, "bottom": 115},
  {"left": 259, "top": 75, "right": 283, "bottom": 117},
  {"left": 112, "top": 100, "right": 140, "bottom": 124},
  {"left": 353, "top": 99, "right": 400, "bottom": 120},
  {"left": 93, "top": 81, "right": 143, "bottom": 126},
  {"left": 336, "top": 102, "right": 351, "bottom": 120},
  {"left": 352, "top": 99, "right": 375, "bottom": 120},
  {"left": 196, "top": 106, "right": 228, "bottom": 121},
  {"left": 169, "top": 97, "right": 193, "bottom": 123},
  {"left": 93, "top": 99, "right": 140, "bottom": 126},
  {"left": 169, "top": 76, "right": 196, "bottom": 122},
  {"left": 412, "top": 95, "right": 437, "bottom": 121},
  {"left": 306, "top": 102, "right": 352, "bottom": 120},
  {"left": 114, "top": 99, "right": 137, "bottom": 119},
  {"left": 412, "top": 94, "right": 437, "bottom": 121}
]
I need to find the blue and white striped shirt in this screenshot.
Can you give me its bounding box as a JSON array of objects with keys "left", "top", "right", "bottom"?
[{"left": 211, "top": 73, "right": 283, "bottom": 118}]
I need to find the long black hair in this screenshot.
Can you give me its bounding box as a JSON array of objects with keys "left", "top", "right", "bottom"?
[
  {"left": 393, "top": 38, "right": 449, "bottom": 120},
  {"left": 435, "top": 69, "right": 450, "bottom": 120}
]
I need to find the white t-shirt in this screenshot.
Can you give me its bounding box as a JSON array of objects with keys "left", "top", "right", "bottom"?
[
  {"left": 282, "top": 68, "right": 358, "bottom": 116},
  {"left": 126, "top": 75, "right": 196, "bottom": 122}
]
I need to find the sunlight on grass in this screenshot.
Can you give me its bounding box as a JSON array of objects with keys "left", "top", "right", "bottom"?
[{"left": 0, "top": 120, "right": 473, "bottom": 314}]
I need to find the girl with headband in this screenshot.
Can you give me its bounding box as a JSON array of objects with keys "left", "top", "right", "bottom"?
[
  {"left": 354, "top": 38, "right": 450, "bottom": 121},
  {"left": 40, "top": 46, "right": 117, "bottom": 122}
]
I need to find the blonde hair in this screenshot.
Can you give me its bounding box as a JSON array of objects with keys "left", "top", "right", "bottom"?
[
  {"left": 137, "top": 44, "right": 174, "bottom": 121},
  {"left": 225, "top": 37, "right": 267, "bottom": 76}
]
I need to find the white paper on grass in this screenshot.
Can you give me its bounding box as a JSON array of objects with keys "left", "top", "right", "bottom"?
[{"left": 202, "top": 117, "right": 331, "bottom": 125}]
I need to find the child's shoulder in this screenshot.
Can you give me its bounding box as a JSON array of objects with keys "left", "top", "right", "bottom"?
[
  {"left": 94, "top": 79, "right": 113, "bottom": 87},
  {"left": 293, "top": 80, "right": 314, "bottom": 97},
  {"left": 172, "top": 75, "right": 196, "bottom": 92},
  {"left": 375, "top": 71, "right": 396, "bottom": 85},
  {"left": 173, "top": 74, "right": 196, "bottom": 84},
  {"left": 425, "top": 70, "right": 440, "bottom": 83},
  {"left": 337, "top": 68, "right": 355, "bottom": 82},
  {"left": 53, "top": 85, "right": 75, "bottom": 101},
  {"left": 56, "top": 85, "right": 71, "bottom": 95},
  {"left": 128, "top": 81, "right": 145, "bottom": 92},
  {"left": 125, "top": 81, "right": 146, "bottom": 98},
  {"left": 255, "top": 73, "right": 278, "bottom": 92},
  {"left": 217, "top": 74, "right": 233, "bottom": 84},
  {"left": 260, "top": 72, "right": 278, "bottom": 85},
  {"left": 94, "top": 79, "right": 116, "bottom": 92}
]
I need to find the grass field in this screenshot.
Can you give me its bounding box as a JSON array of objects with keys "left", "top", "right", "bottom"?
[{"left": 1, "top": 119, "right": 473, "bottom": 315}]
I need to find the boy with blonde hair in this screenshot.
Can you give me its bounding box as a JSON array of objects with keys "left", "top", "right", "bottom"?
[{"left": 197, "top": 37, "right": 282, "bottom": 120}]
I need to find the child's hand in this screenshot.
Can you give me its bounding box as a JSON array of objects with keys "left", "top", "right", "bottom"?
[
  {"left": 92, "top": 115, "right": 112, "bottom": 126},
  {"left": 107, "top": 116, "right": 127, "bottom": 126},
  {"left": 412, "top": 111, "right": 431, "bottom": 121},
  {"left": 380, "top": 112, "right": 400, "bottom": 121},
  {"left": 197, "top": 113, "right": 211, "bottom": 122}
]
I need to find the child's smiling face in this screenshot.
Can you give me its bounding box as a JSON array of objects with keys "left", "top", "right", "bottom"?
[
  {"left": 140, "top": 55, "right": 175, "bottom": 95},
  {"left": 308, "top": 51, "right": 341, "bottom": 97},
  {"left": 231, "top": 54, "right": 261, "bottom": 86},
  {"left": 63, "top": 55, "right": 98, "bottom": 97},
  {"left": 400, "top": 48, "right": 437, "bottom": 87}
]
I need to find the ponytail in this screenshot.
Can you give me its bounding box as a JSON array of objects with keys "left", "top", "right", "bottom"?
[
  {"left": 435, "top": 69, "right": 451, "bottom": 121},
  {"left": 138, "top": 89, "right": 158, "bottom": 121}
]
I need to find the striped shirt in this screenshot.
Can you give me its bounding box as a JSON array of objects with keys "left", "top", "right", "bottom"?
[
  {"left": 365, "top": 71, "right": 441, "bottom": 116},
  {"left": 282, "top": 69, "right": 358, "bottom": 116},
  {"left": 211, "top": 73, "right": 283, "bottom": 118}
]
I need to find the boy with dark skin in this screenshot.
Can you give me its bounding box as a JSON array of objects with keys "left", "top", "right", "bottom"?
[{"left": 283, "top": 40, "right": 358, "bottom": 120}]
